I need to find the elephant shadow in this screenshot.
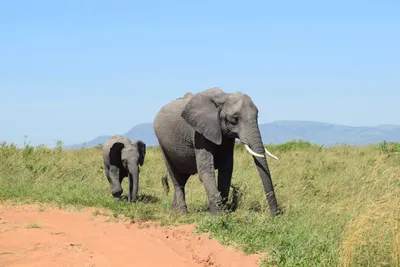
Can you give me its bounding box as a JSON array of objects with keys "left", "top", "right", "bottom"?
[
  {"left": 190, "top": 184, "right": 243, "bottom": 213},
  {"left": 227, "top": 185, "right": 278, "bottom": 213},
  {"left": 137, "top": 194, "right": 160, "bottom": 203},
  {"left": 119, "top": 193, "right": 160, "bottom": 204},
  {"left": 228, "top": 185, "right": 285, "bottom": 214}
]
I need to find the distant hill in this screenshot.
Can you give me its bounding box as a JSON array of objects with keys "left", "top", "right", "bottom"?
[
  {"left": 65, "top": 123, "right": 157, "bottom": 149},
  {"left": 65, "top": 121, "right": 400, "bottom": 149},
  {"left": 258, "top": 121, "right": 400, "bottom": 146}
]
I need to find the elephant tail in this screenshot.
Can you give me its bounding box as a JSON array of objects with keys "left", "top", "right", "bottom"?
[{"left": 162, "top": 170, "right": 169, "bottom": 195}]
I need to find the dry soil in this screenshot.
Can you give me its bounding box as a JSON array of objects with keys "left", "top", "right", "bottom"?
[{"left": 0, "top": 203, "right": 265, "bottom": 267}]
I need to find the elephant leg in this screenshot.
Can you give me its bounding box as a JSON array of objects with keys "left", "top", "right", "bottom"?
[
  {"left": 159, "top": 147, "right": 188, "bottom": 213},
  {"left": 119, "top": 170, "right": 125, "bottom": 183},
  {"left": 196, "top": 150, "right": 222, "bottom": 216},
  {"left": 217, "top": 140, "right": 235, "bottom": 207},
  {"left": 218, "top": 163, "right": 233, "bottom": 207},
  {"left": 109, "top": 166, "right": 123, "bottom": 199},
  {"left": 104, "top": 163, "right": 111, "bottom": 183},
  {"left": 171, "top": 173, "right": 190, "bottom": 212},
  {"left": 161, "top": 170, "right": 169, "bottom": 195}
]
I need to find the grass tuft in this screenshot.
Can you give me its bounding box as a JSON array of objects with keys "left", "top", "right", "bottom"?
[{"left": 26, "top": 223, "right": 42, "bottom": 229}]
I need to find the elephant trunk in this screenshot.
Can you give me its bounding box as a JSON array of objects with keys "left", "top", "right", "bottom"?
[
  {"left": 111, "top": 183, "right": 123, "bottom": 199},
  {"left": 241, "top": 122, "right": 280, "bottom": 216},
  {"left": 128, "top": 164, "right": 139, "bottom": 202}
]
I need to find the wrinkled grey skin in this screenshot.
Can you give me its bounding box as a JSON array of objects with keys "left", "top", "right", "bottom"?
[
  {"left": 154, "top": 88, "right": 279, "bottom": 216},
  {"left": 102, "top": 136, "right": 146, "bottom": 202}
]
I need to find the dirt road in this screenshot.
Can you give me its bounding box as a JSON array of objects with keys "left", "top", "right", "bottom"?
[{"left": 0, "top": 204, "right": 264, "bottom": 267}]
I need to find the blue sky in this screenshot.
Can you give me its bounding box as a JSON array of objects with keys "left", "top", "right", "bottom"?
[{"left": 1, "top": 1, "right": 399, "bottom": 147}]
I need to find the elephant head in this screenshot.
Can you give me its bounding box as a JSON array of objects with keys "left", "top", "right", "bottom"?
[
  {"left": 181, "top": 88, "right": 279, "bottom": 215},
  {"left": 121, "top": 140, "right": 146, "bottom": 167},
  {"left": 105, "top": 137, "right": 146, "bottom": 202}
]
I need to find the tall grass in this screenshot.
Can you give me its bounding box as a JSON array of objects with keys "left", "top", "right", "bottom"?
[{"left": 0, "top": 139, "right": 399, "bottom": 266}]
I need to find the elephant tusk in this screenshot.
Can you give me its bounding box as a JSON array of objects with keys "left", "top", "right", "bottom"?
[
  {"left": 243, "top": 144, "right": 279, "bottom": 160},
  {"left": 244, "top": 144, "right": 265, "bottom": 158},
  {"left": 265, "top": 148, "right": 278, "bottom": 160}
]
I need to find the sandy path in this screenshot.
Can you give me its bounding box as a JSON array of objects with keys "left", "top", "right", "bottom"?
[{"left": 0, "top": 204, "right": 264, "bottom": 267}]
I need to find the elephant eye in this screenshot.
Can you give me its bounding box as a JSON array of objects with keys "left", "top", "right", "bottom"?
[{"left": 227, "top": 114, "right": 238, "bottom": 125}]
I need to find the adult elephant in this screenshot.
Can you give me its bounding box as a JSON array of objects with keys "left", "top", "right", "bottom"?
[
  {"left": 102, "top": 135, "right": 146, "bottom": 202},
  {"left": 153, "top": 88, "right": 280, "bottom": 216}
]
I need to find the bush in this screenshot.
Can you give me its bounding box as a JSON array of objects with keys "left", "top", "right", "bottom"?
[{"left": 377, "top": 140, "right": 400, "bottom": 154}]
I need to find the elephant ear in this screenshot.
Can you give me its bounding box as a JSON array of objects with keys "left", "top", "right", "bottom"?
[
  {"left": 181, "top": 90, "right": 224, "bottom": 145},
  {"left": 109, "top": 142, "right": 125, "bottom": 167},
  {"left": 134, "top": 140, "right": 146, "bottom": 166}
]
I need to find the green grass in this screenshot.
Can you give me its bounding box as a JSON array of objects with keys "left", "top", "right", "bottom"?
[{"left": 0, "top": 140, "right": 399, "bottom": 266}]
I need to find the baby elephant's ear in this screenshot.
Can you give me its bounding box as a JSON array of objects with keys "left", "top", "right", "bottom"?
[
  {"left": 109, "top": 142, "right": 125, "bottom": 166},
  {"left": 135, "top": 140, "right": 146, "bottom": 166}
]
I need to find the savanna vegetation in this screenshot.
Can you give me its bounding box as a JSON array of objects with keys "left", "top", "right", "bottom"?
[{"left": 0, "top": 139, "right": 399, "bottom": 266}]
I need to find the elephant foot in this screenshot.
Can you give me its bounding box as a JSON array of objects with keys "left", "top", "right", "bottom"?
[
  {"left": 171, "top": 204, "right": 188, "bottom": 214},
  {"left": 269, "top": 206, "right": 282, "bottom": 216},
  {"left": 128, "top": 195, "right": 138, "bottom": 203},
  {"left": 209, "top": 205, "right": 226, "bottom": 216},
  {"left": 209, "top": 196, "right": 226, "bottom": 216}
]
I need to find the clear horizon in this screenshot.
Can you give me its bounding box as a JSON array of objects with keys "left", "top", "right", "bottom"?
[{"left": 1, "top": 1, "right": 399, "bottom": 147}]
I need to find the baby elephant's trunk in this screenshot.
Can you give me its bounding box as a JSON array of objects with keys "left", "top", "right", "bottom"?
[{"left": 128, "top": 164, "right": 140, "bottom": 202}]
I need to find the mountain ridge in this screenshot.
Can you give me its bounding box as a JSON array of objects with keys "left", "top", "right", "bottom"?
[{"left": 65, "top": 120, "right": 400, "bottom": 149}]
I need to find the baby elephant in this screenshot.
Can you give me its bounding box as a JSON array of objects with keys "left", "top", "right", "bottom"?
[{"left": 102, "top": 135, "right": 146, "bottom": 202}]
